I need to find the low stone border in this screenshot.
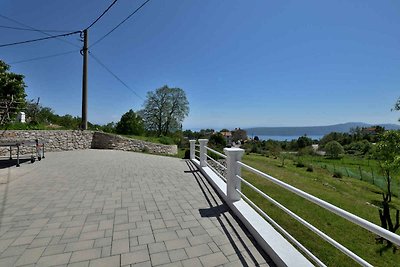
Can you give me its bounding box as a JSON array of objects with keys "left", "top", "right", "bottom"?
[{"left": 0, "top": 130, "right": 177, "bottom": 156}]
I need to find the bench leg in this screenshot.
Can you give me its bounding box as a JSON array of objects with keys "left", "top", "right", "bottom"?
[{"left": 16, "top": 145, "right": 20, "bottom": 167}]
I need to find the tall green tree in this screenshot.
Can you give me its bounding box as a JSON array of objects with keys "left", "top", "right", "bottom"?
[
  {"left": 139, "top": 86, "right": 189, "bottom": 136},
  {"left": 0, "top": 60, "right": 27, "bottom": 120},
  {"left": 116, "top": 109, "right": 144, "bottom": 135},
  {"left": 394, "top": 97, "right": 400, "bottom": 121},
  {"left": 324, "top": 140, "right": 344, "bottom": 159},
  {"left": 374, "top": 130, "right": 400, "bottom": 251}
]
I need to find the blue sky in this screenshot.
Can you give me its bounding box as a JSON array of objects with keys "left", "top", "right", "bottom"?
[{"left": 1, "top": 0, "right": 399, "bottom": 130}]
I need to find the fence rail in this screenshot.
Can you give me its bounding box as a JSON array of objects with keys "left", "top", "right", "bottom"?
[{"left": 189, "top": 139, "right": 400, "bottom": 267}]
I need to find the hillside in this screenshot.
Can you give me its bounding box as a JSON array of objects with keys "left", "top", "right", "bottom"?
[{"left": 245, "top": 122, "right": 400, "bottom": 136}]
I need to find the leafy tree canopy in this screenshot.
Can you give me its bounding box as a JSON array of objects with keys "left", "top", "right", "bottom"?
[
  {"left": 324, "top": 140, "right": 344, "bottom": 159},
  {"left": 116, "top": 109, "right": 144, "bottom": 135},
  {"left": 0, "top": 60, "right": 27, "bottom": 117},
  {"left": 139, "top": 85, "right": 189, "bottom": 136}
]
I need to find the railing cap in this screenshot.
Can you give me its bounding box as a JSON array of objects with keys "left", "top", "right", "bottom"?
[
  {"left": 189, "top": 140, "right": 196, "bottom": 143},
  {"left": 224, "top": 147, "right": 245, "bottom": 155},
  {"left": 198, "top": 139, "right": 209, "bottom": 143}
]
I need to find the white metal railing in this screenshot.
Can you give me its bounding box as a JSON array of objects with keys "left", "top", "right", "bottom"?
[
  {"left": 189, "top": 139, "right": 400, "bottom": 267},
  {"left": 205, "top": 146, "right": 227, "bottom": 159}
]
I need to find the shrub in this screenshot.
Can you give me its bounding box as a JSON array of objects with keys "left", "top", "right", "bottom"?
[
  {"left": 158, "top": 136, "right": 175, "bottom": 145},
  {"left": 333, "top": 170, "right": 343, "bottom": 178},
  {"left": 306, "top": 165, "right": 314, "bottom": 172},
  {"left": 325, "top": 141, "right": 344, "bottom": 159},
  {"left": 184, "top": 149, "right": 190, "bottom": 159},
  {"left": 296, "top": 162, "right": 305, "bottom": 168}
]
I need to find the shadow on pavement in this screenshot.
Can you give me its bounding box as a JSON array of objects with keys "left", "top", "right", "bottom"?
[{"left": 185, "top": 160, "right": 275, "bottom": 267}]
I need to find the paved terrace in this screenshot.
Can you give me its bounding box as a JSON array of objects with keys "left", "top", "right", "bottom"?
[{"left": 0, "top": 150, "right": 273, "bottom": 267}]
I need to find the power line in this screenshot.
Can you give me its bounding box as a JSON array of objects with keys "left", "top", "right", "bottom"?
[
  {"left": 0, "top": 14, "right": 81, "bottom": 48},
  {"left": 0, "top": 25, "right": 74, "bottom": 33},
  {"left": 0, "top": 31, "right": 81, "bottom": 48},
  {"left": 9, "top": 50, "right": 78, "bottom": 64},
  {"left": 86, "top": 0, "right": 119, "bottom": 30},
  {"left": 90, "top": 0, "right": 151, "bottom": 48},
  {"left": 89, "top": 52, "right": 144, "bottom": 100}
]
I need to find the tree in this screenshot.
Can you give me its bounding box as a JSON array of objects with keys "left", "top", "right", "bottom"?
[
  {"left": 209, "top": 133, "right": 226, "bottom": 149},
  {"left": 232, "top": 128, "right": 247, "bottom": 142},
  {"left": 139, "top": 86, "right": 189, "bottom": 136},
  {"left": 0, "top": 60, "right": 27, "bottom": 122},
  {"left": 324, "top": 140, "right": 344, "bottom": 159},
  {"left": 116, "top": 109, "right": 144, "bottom": 135},
  {"left": 374, "top": 131, "right": 400, "bottom": 252},
  {"left": 297, "top": 135, "right": 312, "bottom": 149}
]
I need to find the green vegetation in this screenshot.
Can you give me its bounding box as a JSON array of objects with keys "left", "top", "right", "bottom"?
[
  {"left": 139, "top": 85, "right": 189, "bottom": 136},
  {"left": 0, "top": 60, "right": 26, "bottom": 123},
  {"left": 241, "top": 153, "right": 400, "bottom": 266},
  {"left": 116, "top": 109, "right": 144, "bottom": 135},
  {"left": 325, "top": 140, "right": 344, "bottom": 159}
]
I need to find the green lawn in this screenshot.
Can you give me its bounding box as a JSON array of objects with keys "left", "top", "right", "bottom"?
[{"left": 241, "top": 153, "right": 400, "bottom": 267}]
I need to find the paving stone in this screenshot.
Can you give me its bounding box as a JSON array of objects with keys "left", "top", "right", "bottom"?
[
  {"left": 181, "top": 258, "right": 202, "bottom": 267},
  {"left": 97, "top": 243, "right": 108, "bottom": 256},
  {"left": 1, "top": 245, "right": 27, "bottom": 257},
  {"left": 111, "top": 238, "right": 129, "bottom": 255},
  {"left": 185, "top": 244, "right": 213, "bottom": 258},
  {"left": 148, "top": 242, "right": 167, "bottom": 254},
  {"left": 89, "top": 255, "right": 120, "bottom": 267},
  {"left": 132, "top": 261, "right": 152, "bottom": 267},
  {"left": 36, "top": 252, "right": 71, "bottom": 266},
  {"left": 199, "top": 252, "right": 229, "bottom": 266},
  {"left": 15, "top": 246, "right": 45, "bottom": 266},
  {"left": 138, "top": 234, "right": 155, "bottom": 245},
  {"left": 165, "top": 239, "right": 190, "bottom": 251},
  {"left": 121, "top": 250, "right": 150, "bottom": 265},
  {"left": 65, "top": 240, "right": 94, "bottom": 252},
  {"left": 154, "top": 232, "right": 179, "bottom": 242},
  {"left": 94, "top": 237, "right": 112, "bottom": 248},
  {"left": 43, "top": 244, "right": 67, "bottom": 256},
  {"left": 67, "top": 261, "right": 89, "bottom": 267},
  {"left": 150, "top": 251, "right": 170, "bottom": 266},
  {"left": 70, "top": 248, "right": 101, "bottom": 263},
  {"left": 168, "top": 248, "right": 188, "bottom": 262},
  {"left": 0, "top": 256, "right": 19, "bottom": 266}
]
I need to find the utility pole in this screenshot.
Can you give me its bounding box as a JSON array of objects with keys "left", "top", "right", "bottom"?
[{"left": 81, "top": 29, "right": 88, "bottom": 130}]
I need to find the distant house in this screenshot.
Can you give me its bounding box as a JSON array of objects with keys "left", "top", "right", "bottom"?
[{"left": 220, "top": 131, "right": 232, "bottom": 145}]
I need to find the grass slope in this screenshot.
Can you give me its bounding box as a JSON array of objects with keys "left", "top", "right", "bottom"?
[{"left": 241, "top": 154, "right": 400, "bottom": 267}]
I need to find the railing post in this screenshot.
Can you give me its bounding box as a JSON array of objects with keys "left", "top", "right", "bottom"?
[
  {"left": 199, "top": 139, "right": 208, "bottom": 167},
  {"left": 189, "top": 140, "right": 196, "bottom": 160},
  {"left": 224, "top": 147, "right": 245, "bottom": 202}
]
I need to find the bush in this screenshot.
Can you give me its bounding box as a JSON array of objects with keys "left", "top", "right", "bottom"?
[
  {"left": 184, "top": 149, "right": 190, "bottom": 159},
  {"left": 333, "top": 170, "right": 343, "bottom": 178},
  {"left": 296, "top": 162, "right": 305, "bottom": 168},
  {"left": 325, "top": 141, "right": 344, "bottom": 159},
  {"left": 158, "top": 136, "right": 175, "bottom": 145},
  {"left": 306, "top": 165, "right": 314, "bottom": 172}
]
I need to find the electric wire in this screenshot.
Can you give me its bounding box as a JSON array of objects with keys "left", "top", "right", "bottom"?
[
  {"left": 90, "top": 0, "right": 151, "bottom": 48},
  {"left": 89, "top": 52, "right": 144, "bottom": 100},
  {"left": 0, "top": 14, "right": 81, "bottom": 48},
  {"left": 0, "top": 25, "right": 74, "bottom": 33},
  {"left": 0, "top": 31, "right": 81, "bottom": 48},
  {"left": 85, "top": 0, "right": 119, "bottom": 30},
  {"left": 9, "top": 50, "right": 78, "bottom": 64}
]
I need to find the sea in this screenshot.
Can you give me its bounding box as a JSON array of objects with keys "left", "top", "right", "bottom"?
[{"left": 254, "top": 135, "right": 324, "bottom": 141}]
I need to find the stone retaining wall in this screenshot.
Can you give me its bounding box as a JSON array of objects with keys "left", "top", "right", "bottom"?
[
  {"left": 91, "top": 132, "right": 177, "bottom": 155},
  {"left": 0, "top": 130, "right": 177, "bottom": 156}
]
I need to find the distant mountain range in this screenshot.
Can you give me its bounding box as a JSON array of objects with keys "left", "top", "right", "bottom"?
[{"left": 245, "top": 122, "right": 400, "bottom": 136}]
